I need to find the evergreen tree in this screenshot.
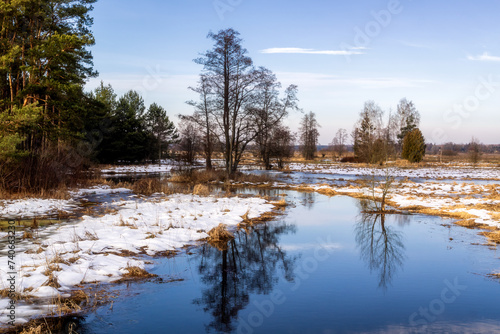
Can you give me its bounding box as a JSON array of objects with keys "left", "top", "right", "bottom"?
[
  {"left": 0, "top": 0, "right": 97, "bottom": 147},
  {"left": 145, "top": 103, "right": 178, "bottom": 162},
  {"left": 402, "top": 129, "right": 426, "bottom": 163},
  {"left": 353, "top": 101, "right": 380, "bottom": 163},
  {"left": 98, "top": 91, "right": 151, "bottom": 163},
  {"left": 0, "top": 0, "right": 97, "bottom": 191},
  {"left": 396, "top": 98, "right": 420, "bottom": 149},
  {"left": 92, "top": 81, "right": 118, "bottom": 112}
]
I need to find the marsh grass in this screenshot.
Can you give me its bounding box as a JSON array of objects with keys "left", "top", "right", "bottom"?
[
  {"left": 170, "top": 169, "right": 272, "bottom": 185},
  {"left": 481, "top": 230, "right": 500, "bottom": 244},
  {"left": 454, "top": 219, "right": 480, "bottom": 228},
  {"left": 193, "top": 184, "right": 210, "bottom": 196},
  {"left": 131, "top": 178, "right": 164, "bottom": 196},
  {"left": 112, "top": 265, "right": 157, "bottom": 283}
]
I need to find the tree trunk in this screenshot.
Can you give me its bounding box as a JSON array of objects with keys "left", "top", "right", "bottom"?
[{"left": 158, "top": 137, "right": 161, "bottom": 164}]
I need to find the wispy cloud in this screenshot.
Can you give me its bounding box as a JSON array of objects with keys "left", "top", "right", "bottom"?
[
  {"left": 398, "top": 41, "right": 432, "bottom": 49},
  {"left": 467, "top": 52, "right": 500, "bottom": 62},
  {"left": 260, "top": 47, "right": 364, "bottom": 56},
  {"left": 275, "top": 72, "right": 435, "bottom": 89}
]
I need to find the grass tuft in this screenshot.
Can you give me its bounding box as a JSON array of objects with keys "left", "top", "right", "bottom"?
[
  {"left": 193, "top": 184, "right": 210, "bottom": 196},
  {"left": 208, "top": 224, "right": 234, "bottom": 242},
  {"left": 122, "top": 266, "right": 157, "bottom": 279},
  {"left": 481, "top": 230, "right": 500, "bottom": 244}
]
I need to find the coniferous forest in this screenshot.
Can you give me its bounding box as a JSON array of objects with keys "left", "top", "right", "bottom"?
[{"left": 0, "top": 1, "right": 176, "bottom": 193}]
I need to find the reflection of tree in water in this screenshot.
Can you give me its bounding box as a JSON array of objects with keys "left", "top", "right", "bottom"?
[
  {"left": 355, "top": 208, "right": 406, "bottom": 290},
  {"left": 300, "top": 191, "right": 316, "bottom": 210},
  {"left": 194, "top": 220, "right": 297, "bottom": 333},
  {"left": 394, "top": 213, "right": 411, "bottom": 227}
]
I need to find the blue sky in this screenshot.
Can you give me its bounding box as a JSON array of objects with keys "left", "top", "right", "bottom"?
[{"left": 86, "top": 0, "right": 500, "bottom": 144}]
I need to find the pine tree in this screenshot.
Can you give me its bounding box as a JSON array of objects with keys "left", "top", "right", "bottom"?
[
  {"left": 396, "top": 98, "right": 420, "bottom": 150},
  {"left": 98, "top": 91, "right": 151, "bottom": 163},
  {"left": 402, "top": 129, "right": 426, "bottom": 163},
  {"left": 0, "top": 0, "right": 98, "bottom": 191},
  {"left": 145, "top": 103, "right": 178, "bottom": 162}
]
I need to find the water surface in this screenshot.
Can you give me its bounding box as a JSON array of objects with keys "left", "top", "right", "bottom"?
[{"left": 78, "top": 191, "right": 500, "bottom": 333}]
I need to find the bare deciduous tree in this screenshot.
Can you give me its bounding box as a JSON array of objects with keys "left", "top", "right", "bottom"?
[
  {"left": 178, "top": 119, "right": 201, "bottom": 165},
  {"left": 251, "top": 68, "right": 298, "bottom": 169},
  {"left": 330, "top": 128, "right": 348, "bottom": 160},
  {"left": 269, "top": 125, "right": 295, "bottom": 169},
  {"left": 468, "top": 137, "right": 482, "bottom": 166},
  {"left": 193, "top": 29, "right": 299, "bottom": 177},
  {"left": 300, "top": 111, "right": 320, "bottom": 160},
  {"left": 186, "top": 75, "right": 218, "bottom": 170},
  {"left": 195, "top": 29, "right": 255, "bottom": 177}
]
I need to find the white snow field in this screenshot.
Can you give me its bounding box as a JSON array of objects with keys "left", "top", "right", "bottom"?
[
  {"left": 287, "top": 163, "right": 500, "bottom": 180},
  {"left": 0, "top": 192, "right": 274, "bottom": 326}
]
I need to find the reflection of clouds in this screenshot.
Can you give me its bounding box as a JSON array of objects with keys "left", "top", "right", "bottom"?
[
  {"left": 358, "top": 320, "right": 500, "bottom": 334},
  {"left": 280, "top": 243, "right": 343, "bottom": 251}
]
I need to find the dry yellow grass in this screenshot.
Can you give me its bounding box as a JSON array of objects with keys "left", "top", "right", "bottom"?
[
  {"left": 481, "top": 230, "right": 500, "bottom": 244},
  {"left": 132, "top": 178, "right": 164, "bottom": 196},
  {"left": 454, "top": 219, "right": 479, "bottom": 228},
  {"left": 122, "top": 266, "right": 157, "bottom": 279},
  {"left": 271, "top": 197, "right": 288, "bottom": 207},
  {"left": 19, "top": 324, "right": 45, "bottom": 334},
  {"left": 42, "top": 273, "right": 61, "bottom": 289},
  {"left": 22, "top": 230, "right": 33, "bottom": 239},
  {"left": 193, "top": 184, "right": 210, "bottom": 196},
  {"left": 169, "top": 169, "right": 272, "bottom": 184},
  {"left": 316, "top": 188, "right": 338, "bottom": 197},
  {"left": 0, "top": 184, "right": 70, "bottom": 200},
  {"left": 208, "top": 224, "right": 234, "bottom": 243}
]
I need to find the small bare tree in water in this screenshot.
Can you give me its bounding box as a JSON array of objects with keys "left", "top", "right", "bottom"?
[{"left": 360, "top": 167, "right": 395, "bottom": 213}]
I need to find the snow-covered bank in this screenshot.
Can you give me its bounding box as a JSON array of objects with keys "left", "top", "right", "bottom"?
[
  {"left": 0, "top": 193, "right": 274, "bottom": 326},
  {"left": 282, "top": 180, "right": 500, "bottom": 228},
  {"left": 287, "top": 163, "right": 500, "bottom": 180},
  {"left": 0, "top": 186, "right": 134, "bottom": 220},
  {"left": 0, "top": 199, "right": 78, "bottom": 219},
  {"left": 100, "top": 160, "right": 186, "bottom": 174}
]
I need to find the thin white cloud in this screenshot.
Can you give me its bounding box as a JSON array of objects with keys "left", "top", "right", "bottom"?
[
  {"left": 275, "top": 72, "right": 435, "bottom": 89},
  {"left": 467, "top": 52, "right": 500, "bottom": 62},
  {"left": 398, "top": 41, "right": 432, "bottom": 49},
  {"left": 260, "top": 47, "right": 364, "bottom": 56}
]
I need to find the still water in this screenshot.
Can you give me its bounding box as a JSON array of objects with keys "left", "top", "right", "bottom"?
[{"left": 79, "top": 191, "right": 500, "bottom": 333}]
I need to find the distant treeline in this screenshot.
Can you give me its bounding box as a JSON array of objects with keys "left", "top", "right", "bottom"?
[{"left": 427, "top": 143, "right": 500, "bottom": 156}]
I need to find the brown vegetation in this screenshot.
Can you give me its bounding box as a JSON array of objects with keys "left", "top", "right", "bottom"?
[
  {"left": 481, "top": 230, "right": 500, "bottom": 244},
  {"left": 121, "top": 266, "right": 157, "bottom": 280},
  {"left": 131, "top": 178, "right": 164, "bottom": 195},
  {"left": 207, "top": 224, "right": 234, "bottom": 243},
  {"left": 193, "top": 184, "right": 210, "bottom": 196},
  {"left": 170, "top": 168, "right": 272, "bottom": 185}
]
